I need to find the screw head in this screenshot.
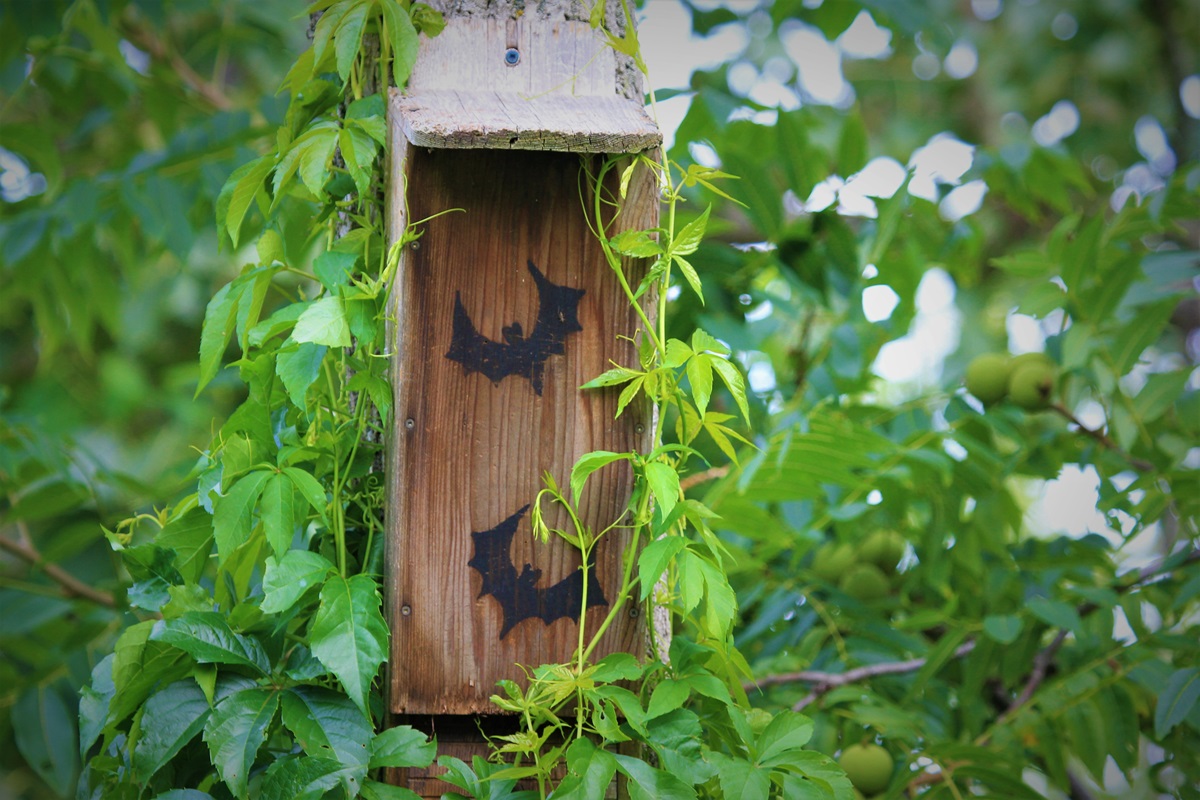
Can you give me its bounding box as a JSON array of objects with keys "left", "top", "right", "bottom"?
[
  {"left": 504, "top": 47, "right": 520, "bottom": 66},
  {"left": 634, "top": 423, "right": 645, "bottom": 435},
  {"left": 401, "top": 604, "right": 412, "bottom": 616},
  {"left": 628, "top": 606, "right": 640, "bottom": 618},
  {"left": 405, "top": 418, "right": 415, "bottom": 429}
]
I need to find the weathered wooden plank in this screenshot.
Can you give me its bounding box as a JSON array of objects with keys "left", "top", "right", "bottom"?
[
  {"left": 385, "top": 144, "right": 658, "bottom": 715},
  {"left": 394, "top": 13, "right": 660, "bottom": 152}
]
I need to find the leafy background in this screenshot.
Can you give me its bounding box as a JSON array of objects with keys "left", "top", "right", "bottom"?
[{"left": 1, "top": 0, "right": 1198, "bottom": 798}]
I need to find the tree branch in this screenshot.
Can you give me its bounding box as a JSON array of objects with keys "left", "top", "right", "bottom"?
[
  {"left": 744, "top": 546, "right": 1200, "bottom": 711},
  {"left": 680, "top": 465, "right": 729, "bottom": 493},
  {"left": 0, "top": 530, "right": 118, "bottom": 608},
  {"left": 1052, "top": 404, "right": 1155, "bottom": 472},
  {"left": 124, "top": 24, "right": 234, "bottom": 111}
]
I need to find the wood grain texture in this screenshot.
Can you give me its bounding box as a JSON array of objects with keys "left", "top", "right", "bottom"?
[
  {"left": 385, "top": 145, "right": 658, "bottom": 715},
  {"left": 395, "top": 15, "right": 659, "bottom": 152}
]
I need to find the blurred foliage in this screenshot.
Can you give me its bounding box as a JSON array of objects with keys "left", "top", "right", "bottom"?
[{"left": 1, "top": 0, "right": 1198, "bottom": 798}]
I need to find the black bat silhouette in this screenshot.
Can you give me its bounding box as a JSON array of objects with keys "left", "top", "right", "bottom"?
[
  {"left": 445, "top": 260, "right": 585, "bottom": 395},
  {"left": 468, "top": 504, "right": 608, "bottom": 639}
]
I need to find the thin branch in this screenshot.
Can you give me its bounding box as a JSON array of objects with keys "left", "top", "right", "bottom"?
[
  {"left": 999, "top": 629, "right": 1069, "bottom": 721},
  {"left": 124, "top": 24, "right": 234, "bottom": 111},
  {"left": 680, "top": 465, "right": 729, "bottom": 492},
  {"left": 742, "top": 641, "right": 978, "bottom": 711},
  {"left": 1052, "top": 404, "right": 1154, "bottom": 472},
  {"left": 0, "top": 531, "right": 118, "bottom": 608}
]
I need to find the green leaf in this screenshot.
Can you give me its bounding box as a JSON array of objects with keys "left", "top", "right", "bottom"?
[
  {"left": 1133, "top": 369, "right": 1191, "bottom": 422},
  {"left": 711, "top": 753, "right": 771, "bottom": 800},
  {"left": 983, "top": 614, "right": 1024, "bottom": 644},
  {"left": 132, "top": 680, "right": 212, "bottom": 783},
  {"left": 644, "top": 461, "right": 681, "bottom": 518},
  {"left": 687, "top": 355, "right": 714, "bottom": 417},
  {"left": 294, "top": 295, "right": 352, "bottom": 347},
  {"left": 1026, "top": 597, "right": 1082, "bottom": 633},
  {"left": 671, "top": 205, "right": 711, "bottom": 257},
  {"left": 610, "top": 229, "right": 663, "bottom": 257},
  {"left": 1111, "top": 298, "right": 1176, "bottom": 375},
  {"left": 361, "top": 779, "right": 423, "bottom": 800},
  {"left": 221, "top": 156, "right": 273, "bottom": 248},
  {"left": 204, "top": 688, "right": 281, "bottom": 800},
  {"left": 612, "top": 752, "right": 698, "bottom": 800},
  {"left": 334, "top": 1, "right": 369, "bottom": 82},
  {"left": 581, "top": 366, "right": 641, "bottom": 389},
  {"left": 260, "top": 757, "right": 352, "bottom": 800},
  {"left": 213, "top": 469, "right": 272, "bottom": 565},
  {"left": 1155, "top": 667, "right": 1200, "bottom": 739},
  {"left": 261, "top": 550, "right": 335, "bottom": 614},
  {"left": 13, "top": 685, "right": 78, "bottom": 796},
  {"left": 157, "top": 507, "right": 215, "bottom": 584},
  {"left": 310, "top": 574, "right": 389, "bottom": 716},
  {"left": 108, "top": 622, "right": 191, "bottom": 727},
  {"left": 314, "top": 250, "right": 358, "bottom": 294},
  {"left": 281, "top": 686, "right": 372, "bottom": 794},
  {"left": 381, "top": 0, "right": 420, "bottom": 87},
  {"left": 674, "top": 255, "right": 704, "bottom": 303},
  {"left": 571, "top": 450, "right": 632, "bottom": 505},
  {"left": 647, "top": 679, "right": 690, "bottom": 720},
  {"left": 197, "top": 280, "right": 241, "bottom": 395},
  {"left": 756, "top": 711, "right": 814, "bottom": 767},
  {"left": 369, "top": 725, "right": 437, "bottom": 769},
  {"left": 638, "top": 537, "right": 687, "bottom": 601},
  {"left": 151, "top": 612, "right": 270, "bottom": 675},
  {"left": 710, "top": 356, "right": 750, "bottom": 423},
  {"left": 261, "top": 472, "right": 300, "bottom": 556},
  {"left": 277, "top": 341, "right": 328, "bottom": 408}
]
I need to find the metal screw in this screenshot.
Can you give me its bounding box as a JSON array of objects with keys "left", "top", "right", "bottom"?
[
  {"left": 405, "top": 418, "right": 415, "bottom": 429},
  {"left": 634, "top": 423, "right": 645, "bottom": 435},
  {"left": 410, "top": 239, "right": 420, "bottom": 250},
  {"left": 401, "top": 605, "right": 412, "bottom": 616},
  {"left": 504, "top": 47, "right": 520, "bottom": 66},
  {"left": 628, "top": 606, "right": 640, "bottom": 618}
]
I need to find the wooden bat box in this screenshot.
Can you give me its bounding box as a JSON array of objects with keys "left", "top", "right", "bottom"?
[{"left": 383, "top": 5, "right": 661, "bottom": 733}]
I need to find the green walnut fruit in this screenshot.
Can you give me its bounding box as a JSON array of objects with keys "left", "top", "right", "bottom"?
[
  {"left": 1008, "top": 361, "right": 1057, "bottom": 410},
  {"left": 811, "top": 542, "right": 856, "bottom": 582},
  {"left": 1009, "top": 351, "right": 1055, "bottom": 373},
  {"left": 860, "top": 530, "right": 906, "bottom": 574},
  {"left": 838, "top": 743, "right": 894, "bottom": 796},
  {"left": 839, "top": 563, "right": 890, "bottom": 602},
  {"left": 964, "top": 353, "right": 1013, "bottom": 405}
]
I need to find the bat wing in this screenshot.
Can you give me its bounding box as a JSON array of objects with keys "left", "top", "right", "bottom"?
[
  {"left": 446, "top": 292, "right": 520, "bottom": 384},
  {"left": 468, "top": 504, "right": 528, "bottom": 601},
  {"left": 525, "top": 261, "right": 585, "bottom": 394}
]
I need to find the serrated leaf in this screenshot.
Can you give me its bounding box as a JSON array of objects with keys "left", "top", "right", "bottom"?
[
  {"left": 204, "top": 688, "right": 280, "bottom": 800},
  {"left": 687, "top": 356, "right": 714, "bottom": 417},
  {"left": 310, "top": 574, "right": 389, "bottom": 716},
  {"left": 277, "top": 341, "right": 328, "bottom": 408},
  {"left": 370, "top": 725, "right": 436, "bottom": 769},
  {"left": 260, "top": 472, "right": 299, "bottom": 556},
  {"left": 674, "top": 255, "right": 704, "bottom": 303},
  {"left": 710, "top": 356, "right": 750, "bottom": 423},
  {"left": 571, "top": 450, "right": 632, "bottom": 505},
  {"left": 294, "top": 296, "right": 352, "bottom": 347},
  {"left": 610, "top": 229, "right": 663, "bottom": 257},
  {"left": 222, "top": 156, "right": 273, "bottom": 249},
  {"left": 1155, "top": 667, "right": 1200, "bottom": 739},
  {"left": 151, "top": 612, "right": 270, "bottom": 675},
  {"left": 333, "top": 2, "right": 369, "bottom": 82},
  {"left": 1027, "top": 597, "right": 1081, "bottom": 632},
  {"left": 580, "top": 366, "right": 640, "bottom": 389},
  {"left": 281, "top": 686, "right": 372, "bottom": 794},
  {"left": 615, "top": 374, "right": 646, "bottom": 417},
  {"left": 284, "top": 467, "right": 330, "bottom": 523},
  {"left": 670, "top": 205, "right": 710, "bottom": 257},
  {"left": 132, "top": 680, "right": 212, "bottom": 783},
  {"left": 213, "top": 469, "right": 272, "bottom": 565},
  {"left": 1133, "top": 369, "right": 1191, "bottom": 422},
  {"left": 262, "top": 550, "right": 334, "bottom": 615},
  {"left": 638, "top": 537, "right": 687, "bottom": 601},
  {"left": 314, "top": 249, "right": 358, "bottom": 294},
  {"left": 983, "top": 614, "right": 1024, "bottom": 644},
  {"left": 644, "top": 461, "right": 681, "bottom": 518},
  {"left": 381, "top": 0, "right": 419, "bottom": 87},
  {"left": 197, "top": 280, "right": 241, "bottom": 395},
  {"left": 13, "top": 686, "right": 78, "bottom": 797}
]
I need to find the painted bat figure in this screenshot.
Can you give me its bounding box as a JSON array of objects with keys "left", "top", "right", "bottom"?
[
  {"left": 468, "top": 504, "right": 608, "bottom": 639},
  {"left": 444, "top": 260, "right": 585, "bottom": 395}
]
